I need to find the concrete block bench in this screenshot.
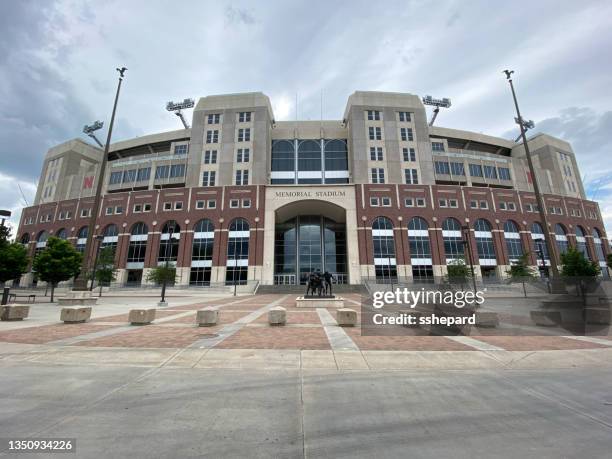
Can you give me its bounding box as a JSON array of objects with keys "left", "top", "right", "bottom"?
[
  {"left": 197, "top": 307, "right": 218, "bottom": 327},
  {"left": 58, "top": 291, "right": 97, "bottom": 306},
  {"left": 475, "top": 311, "right": 499, "bottom": 328},
  {"left": 268, "top": 307, "right": 286, "bottom": 326},
  {"left": 1, "top": 305, "right": 30, "bottom": 321},
  {"left": 336, "top": 308, "right": 357, "bottom": 327},
  {"left": 129, "top": 308, "right": 156, "bottom": 325},
  {"left": 61, "top": 307, "right": 92, "bottom": 323},
  {"left": 530, "top": 310, "right": 561, "bottom": 327},
  {"left": 585, "top": 307, "right": 611, "bottom": 325}
]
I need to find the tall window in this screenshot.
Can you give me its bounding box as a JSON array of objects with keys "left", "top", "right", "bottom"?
[
  {"left": 594, "top": 228, "right": 610, "bottom": 277},
  {"left": 367, "top": 110, "right": 381, "bottom": 121},
  {"left": 370, "top": 147, "right": 383, "bottom": 161},
  {"left": 206, "top": 130, "right": 219, "bottom": 144},
  {"left": 101, "top": 224, "right": 118, "bottom": 252},
  {"left": 297, "top": 140, "right": 322, "bottom": 182},
  {"left": 127, "top": 222, "right": 148, "bottom": 265},
  {"left": 504, "top": 220, "right": 523, "bottom": 263},
  {"left": 442, "top": 218, "right": 464, "bottom": 262},
  {"left": 190, "top": 219, "right": 214, "bottom": 286},
  {"left": 235, "top": 169, "right": 249, "bottom": 185},
  {"left": 56, "top": 228, "right": 67, "bottom": 240},
  {"left": 76, "top": 226, "right": 88, "bottom": 253},
  {"left": 158, "top": 221, "right": 180, "bottom": 264},
  {"left": 531, "top": 222, "right": 549, "bottom": 265},
  {"left": 202, "top": 171, "right": 216, "bottom": 186},
  {"left": 400, "top": 127, "right": 413, "bottom": 141},
  {"left": 226, "top": 218, "right": 250, "bottom": 285},
  {"left": 371, "top": 217, "right": 397, "bottom": 282},
  {"left": 555, "top": 224, "right": 569, "bottom": 255},
  {"left": 402, "top": 148, "right": 416, "bottom": 162},
  {"left": 474, "top": 219, "right": 496, "bottom": 262},
  {"left": 204, "top": 150, "right": 217, "bottom": 164},
  {"left": 575, "top": 226, "right": 590, "bottom": 260},
  {"left": 469, "top": 164, "right": 483, "bottom": 177},
  {"left": 407, "top": 217, "right": 433, "bottom": 281},
  {"left": 324, "top": 139, "right": 349, "bottom": 183},
  {"left": 237, "top": 128, "right": 250, "bottom": 142},
  {"left": 404, "top": 169, "right": 418, "bottom": 184},
  {"left": 236, "top": 148, "right": 250, "bottom": 163},
  {"left": 238, "top": 111, "right": 251, "bottom": 122},
  {"left": 371, "top": 168, "right": 385, "bottom": 184},
  {"left": 368, "top": 127, "right": 382, "bottom": 140},
  {"left": 35, "top": 231, "right": 49, "bottom": 256}
]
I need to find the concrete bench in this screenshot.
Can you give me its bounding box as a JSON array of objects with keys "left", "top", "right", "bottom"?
[
  {"left": 336, "top": 308, "right": 357, "bottom": 327},
  {"left": 475, "top": 311, "right": 499, "bottom": 328},
  {"left": 1, "top": 305, "right": 30, "bottom": 321},
  {"left": 197, "top": 307, "right": 218, "bottom": 327},
  {"left": 8, "top": 294, "right": 36, "bottom": 303},
  {"left": 268, "top": 307, "right": 286, "bottom": 326},
  {"left": 585, "top": 307, "right": 611, "bottom": 325},
  {"left": 61, "top": 306, "right": 92, "bottom": 323},
  {"left": 129, "top": 308, "right": 156, "bottom": 325},
  {"left": 58, "top": 291, "right": 97, "bottom": 306},
  {"left": 530, "top": 310, "right": 562, "bottom": 327}
]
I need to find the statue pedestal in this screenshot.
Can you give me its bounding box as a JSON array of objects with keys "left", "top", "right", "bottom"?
[{"left": 296, "top": 296, "right": 345, "bottom": 308}]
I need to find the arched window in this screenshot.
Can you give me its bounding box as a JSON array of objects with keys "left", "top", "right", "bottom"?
[
  {"left": 592, "top": 228, "right": 609, "bottom": 278},
  {"left": 20, "top": 233, "right": 30, "bottom": 245},
  {"left": 474, "top": 219, "right": 496, "bottom": 262},
  {"left": 76, "top": 226, "right": 88, "bottom": 253},
  {"left": 56, "top": 228, "right": 67, "bottom": 240},
  {"left": 503, "top": 220, "right": 523, "bottom": 263},
  {"left": 575, "top": 226, "right": 590, "bottom": 260},
  {"left": 554, "top": 224, "right": 569, "bottom": 255},
  {"left": 191, "top": 219, "right": 215, "bottom": 286},
  {"left": 442, "top": 218, "right": 464, "bottom": 262},
  {"left": 35, "top": 231, "right": 48, "bottom": 255},
  {"left": 324, "top": 139, "right": 349, "bottom": 183},
  {"left": 407, "top": 217, "right": 432, "bottom": 280},
  {"left": 102, "top": 224, "right": 118, "bottom": 251},
  {"left": 271, "top": 140, "right": 296, "bottom": 184},
  {"left": 531, "top": 222, "right": 549, "bottom": 266},
  {"left": 127, "top": 222, "right": 148, "bottom": 266},
  {"left": 371, "top": 217, "right": 397, "bottom": 282},
  {"left": 297, "top": 140, "right": 322, "bottom": 183},
  {"left": 158, "top": 220, "right": 180, "bottom": 264},
  {"left": 226, "top": 218, "right": 249, "bottom": 285}
]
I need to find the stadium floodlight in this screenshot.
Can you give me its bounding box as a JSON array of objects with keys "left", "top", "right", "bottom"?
[
  {"left": 166, "top": 98, "right": 195, "bottom": 129},
  {"left": 514, "top": 117, "right": 535, "bottom": 142},
  {"left": 82, "top": 120, "right": 104, "bottom": 147},
  {"left": 422, "top": 95, "right": 452, "bottom": 126}
]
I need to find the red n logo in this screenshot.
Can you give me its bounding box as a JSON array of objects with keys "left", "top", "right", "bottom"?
[{"left": 83, "top": 176, "right": 94, "bottom": 189}]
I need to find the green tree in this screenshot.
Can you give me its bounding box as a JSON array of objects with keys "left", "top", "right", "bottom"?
[
  {"left": 445, "top": 257, "right": 472, "bottom": 290},
  {"left": 0, "top": 227, "right": 29, "bottom": 286},
  {"left": 607, "top": 253, "right": 612, "bottom": 271},
  {"left": 146, "top": 265, "right": 176, "bottom": 304},
  {"left": 506, "top": 252, "right": 537, "bottom": 297},
  {"left": 93, "top": 247, "right": 117, "bottom": 296},
  {"left": 560, "top": 247, "right": 600, "bottom": 304},
  {"left": 32, "top": 237, "right": 82, "bottom": 302}
]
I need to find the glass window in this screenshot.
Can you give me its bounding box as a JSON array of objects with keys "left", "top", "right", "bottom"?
[
  {"left": 204, "top": 150, "right": 217, "bottom": 164},
  {"left": 469, "top": 164, "right": 483, "bottom": 177},
  {"left": 372, "top": 217, "right": 397, "bottom": 283},
  {"left": 109, "top": 171, "right": 122, "bottom": 185},
  {"left": 442, "top": 218, "right": 464, "bottom": 260},
  {"left": 432, "top": 142, "right": 445, "bottom": 152},
  {"left": 226, "top": 218, "right": 250, "bottom": 285},
  {"left": 170, "top": 164, "right": 185, "bottom": 178},
  {"left": 136, "top": 167, "right": 151, "bottom": 181},
  {"left": 371, "top": 168, "right": 385, "bottom": 184},
  {"left": 498, "top": 167, "right": 511, "bottom": 180},
  {"left": 555, "top": 224, "right": 569, "bottom": 255},
  {"left": 402, "top": 148, "right": 416, "bottom": 162},
  {"left": 474, "top": 219, "right": 496, "bottom": 260},
  {"left": 174, "top": 144, "right": 188, "bottom": 155},
  {"left": 435, "top": 161, "right": 450, "bottom": 175},
  {"left": 484, "top": 165, "right": 498, "bottom": 179},
  {"left": 504, "top": 220, "right": 523, "bottom": 262},
  {"left": 450, "top": 162, "right": 465, "bottom": 176},
  {"left": 155, "top": 165, "right": 170, "bottom": 179},
  {"left": 404, "top": 169, "right": 418, "bottom": 184},
  {"left": 298, "top": 140, "right": 321, "bottom": 172},
  {"left": 127, "top": 222, "right": 148, "bottom": 264},
  {"left": 158, "top": 221, "right": 180, "bottom": 263},
  {"left": 238, "top": 112, "right": 251, "bottom": 123}
]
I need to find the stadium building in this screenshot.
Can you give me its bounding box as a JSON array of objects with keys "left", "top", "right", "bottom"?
[{"left": 15, "top": 91, "right": 610, "bottom": 287}]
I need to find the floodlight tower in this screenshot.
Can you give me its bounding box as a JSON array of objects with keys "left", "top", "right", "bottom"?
[
  {"left": 422, "top": 95, "right": 452, "bottom": 126},
  {"left": 166, "top": 98, "right": 195, "bottom": 129},
  {"left": 514, "top": 117, "right": 535, "bottom": 142},
  {"left": 83, "top": 120, "right": 104, "bottom": 147}
]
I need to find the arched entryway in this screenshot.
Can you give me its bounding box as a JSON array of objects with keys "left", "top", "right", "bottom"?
[{"left": 273, "top": 200, "right": 347, "bottom": 285}]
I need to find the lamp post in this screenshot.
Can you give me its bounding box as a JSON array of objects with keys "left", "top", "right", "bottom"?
[
  {"left": 461, "top": 225, "right": 478, "bottom": 293},
  {"left": 89, "top": 235, "right": 105, "bottom": 291},
  {"left": 73, "top": 67, "right": 127, "bottom": 291},
  {"left": 503, "top": 70, "right": 560, "bottom": 286},
  {"left": 0, "top": 210, "right": 12, "bottom": 305}
]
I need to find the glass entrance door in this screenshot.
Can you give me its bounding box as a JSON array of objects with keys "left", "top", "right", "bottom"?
[{"left": 274, "top": 215, "right": 347, "bottom": 284}]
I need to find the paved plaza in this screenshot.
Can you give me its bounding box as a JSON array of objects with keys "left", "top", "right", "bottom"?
[{"left": 1, "top": 292, "right": 612, "bottom": 458}]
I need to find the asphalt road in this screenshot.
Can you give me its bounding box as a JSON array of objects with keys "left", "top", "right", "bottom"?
[{"left": 0, "top": 361, "right": 611, "bottom": 459}]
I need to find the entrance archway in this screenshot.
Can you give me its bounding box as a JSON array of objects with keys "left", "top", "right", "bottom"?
[{"left": 262, "top": 186, "right": 360, "bottom": 286}]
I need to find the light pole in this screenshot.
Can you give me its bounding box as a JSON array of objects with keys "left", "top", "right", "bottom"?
[
  {"left": 0, "top": 210, "right": 12, "bottom": 305},
  {"left": 160, "top": 226, "right": 174, "bottom": 305},
  {"left": 503, "top": 70, "right": 561, "bottom": 287},
  {"left": 462, "top": 225, "right": 477, "bottom": 293},
  {"left": 89, "top": 235, "right": 105, "bottom": 291},
  {"left": 74, "top": 67, "right": 127, "bottom": 291}
]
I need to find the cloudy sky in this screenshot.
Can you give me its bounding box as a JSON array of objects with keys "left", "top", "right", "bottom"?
[{"left": 1, "top": 0, "right": 612, "bottom": 234}]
